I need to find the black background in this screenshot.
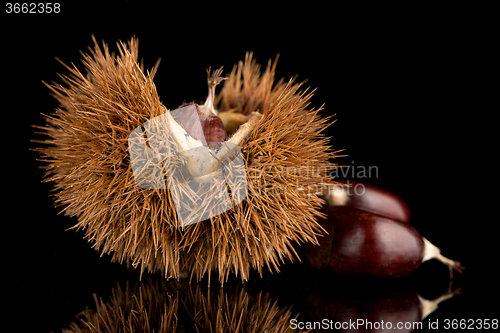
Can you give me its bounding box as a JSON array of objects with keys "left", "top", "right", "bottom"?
[{"left": 2, "top": 3, "right": 496, "bottom": 332}]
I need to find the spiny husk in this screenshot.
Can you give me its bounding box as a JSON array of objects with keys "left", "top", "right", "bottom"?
[
  {"left": 63, "top": 281, "right": 178, "bottom": 333},
  {"left": 35, "top": 36, "right": 338, "bottom": 283},
  {"left": 63, "top": 280, "right": 307, "bottom": 333}
]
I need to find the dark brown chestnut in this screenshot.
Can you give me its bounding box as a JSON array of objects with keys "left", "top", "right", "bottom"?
[
  {"left": 312, "top": 206, "right": 423, "bottom": 277},
  {"left": 305, "top": 204, "right": 464, "bottom": 278},
  {"left": 328, "top": 179, "right": 410, "bottom": 223},
  {"left": 172, "top": 103, "right": 227, "bottom": 145},
  {"left": 171, "top": 68, "right": 228, "bottom": 147}
]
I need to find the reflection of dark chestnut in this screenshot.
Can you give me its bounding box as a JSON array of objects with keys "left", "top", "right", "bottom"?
[
  {"left": 305, "top": 181, "right": 464, "bottom": 278},
  {"left": 302, "top": 285, "right": 461, "bottom": 333}
]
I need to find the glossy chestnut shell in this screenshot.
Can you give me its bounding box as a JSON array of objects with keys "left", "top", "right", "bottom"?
[
  {"left": 306, "top": 206, "right": 424, "bottom": 278},
  {"left": 171, "top": 103, "right": 227, "bottom": 145},
  {"left": 331, "top": 179, "right": 410, "bottom": 223}
]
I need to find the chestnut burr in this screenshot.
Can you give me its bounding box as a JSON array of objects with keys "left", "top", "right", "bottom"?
[{"left": 36, "top": 37, "right": 337, "bottom": 283}]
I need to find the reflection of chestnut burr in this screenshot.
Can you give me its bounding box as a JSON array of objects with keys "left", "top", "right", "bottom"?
[
  {"left": 305, "top": 180, "right": 463, "bottom": 278},
  {"left": 62, "top": 279, "right": 306, "bottom": 333}
]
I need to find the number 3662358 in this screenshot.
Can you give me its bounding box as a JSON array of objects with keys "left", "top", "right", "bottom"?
[
  {"left": 444, "top": 319, "right": 498, "bottom": 329},
  {"left": 6, "top": 3, "right": 61, "bottom": 13}
]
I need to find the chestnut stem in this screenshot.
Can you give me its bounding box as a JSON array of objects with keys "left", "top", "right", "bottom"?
[
  {"left": 199, "top": 67, "right": 226, "bottom": 117},
  {"left": 422, "top": 238, "right": 464, "bottom": 278}
]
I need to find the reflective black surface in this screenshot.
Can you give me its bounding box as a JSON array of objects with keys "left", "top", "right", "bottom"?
[{"left": 4, "top": 5, "right": 495, "bottom": 332}]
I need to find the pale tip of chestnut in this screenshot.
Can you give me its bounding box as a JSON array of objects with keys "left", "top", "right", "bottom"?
[
  {"left": 422, "top": 237, "right": 465, "bottom": 278},
  {"left": 324, "top": 184, "right": 350, "bottom": 206}
]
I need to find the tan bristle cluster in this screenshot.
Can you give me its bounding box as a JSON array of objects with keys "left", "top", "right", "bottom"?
[
  {"left": 63, "top": 281, "right": 305, "bottom": 333},
  {"left": 34, "top": 36, "right": 339, "bottom": 283},
  {"left": 63, "top": 281, "right": 178, "bottom": 333}
]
